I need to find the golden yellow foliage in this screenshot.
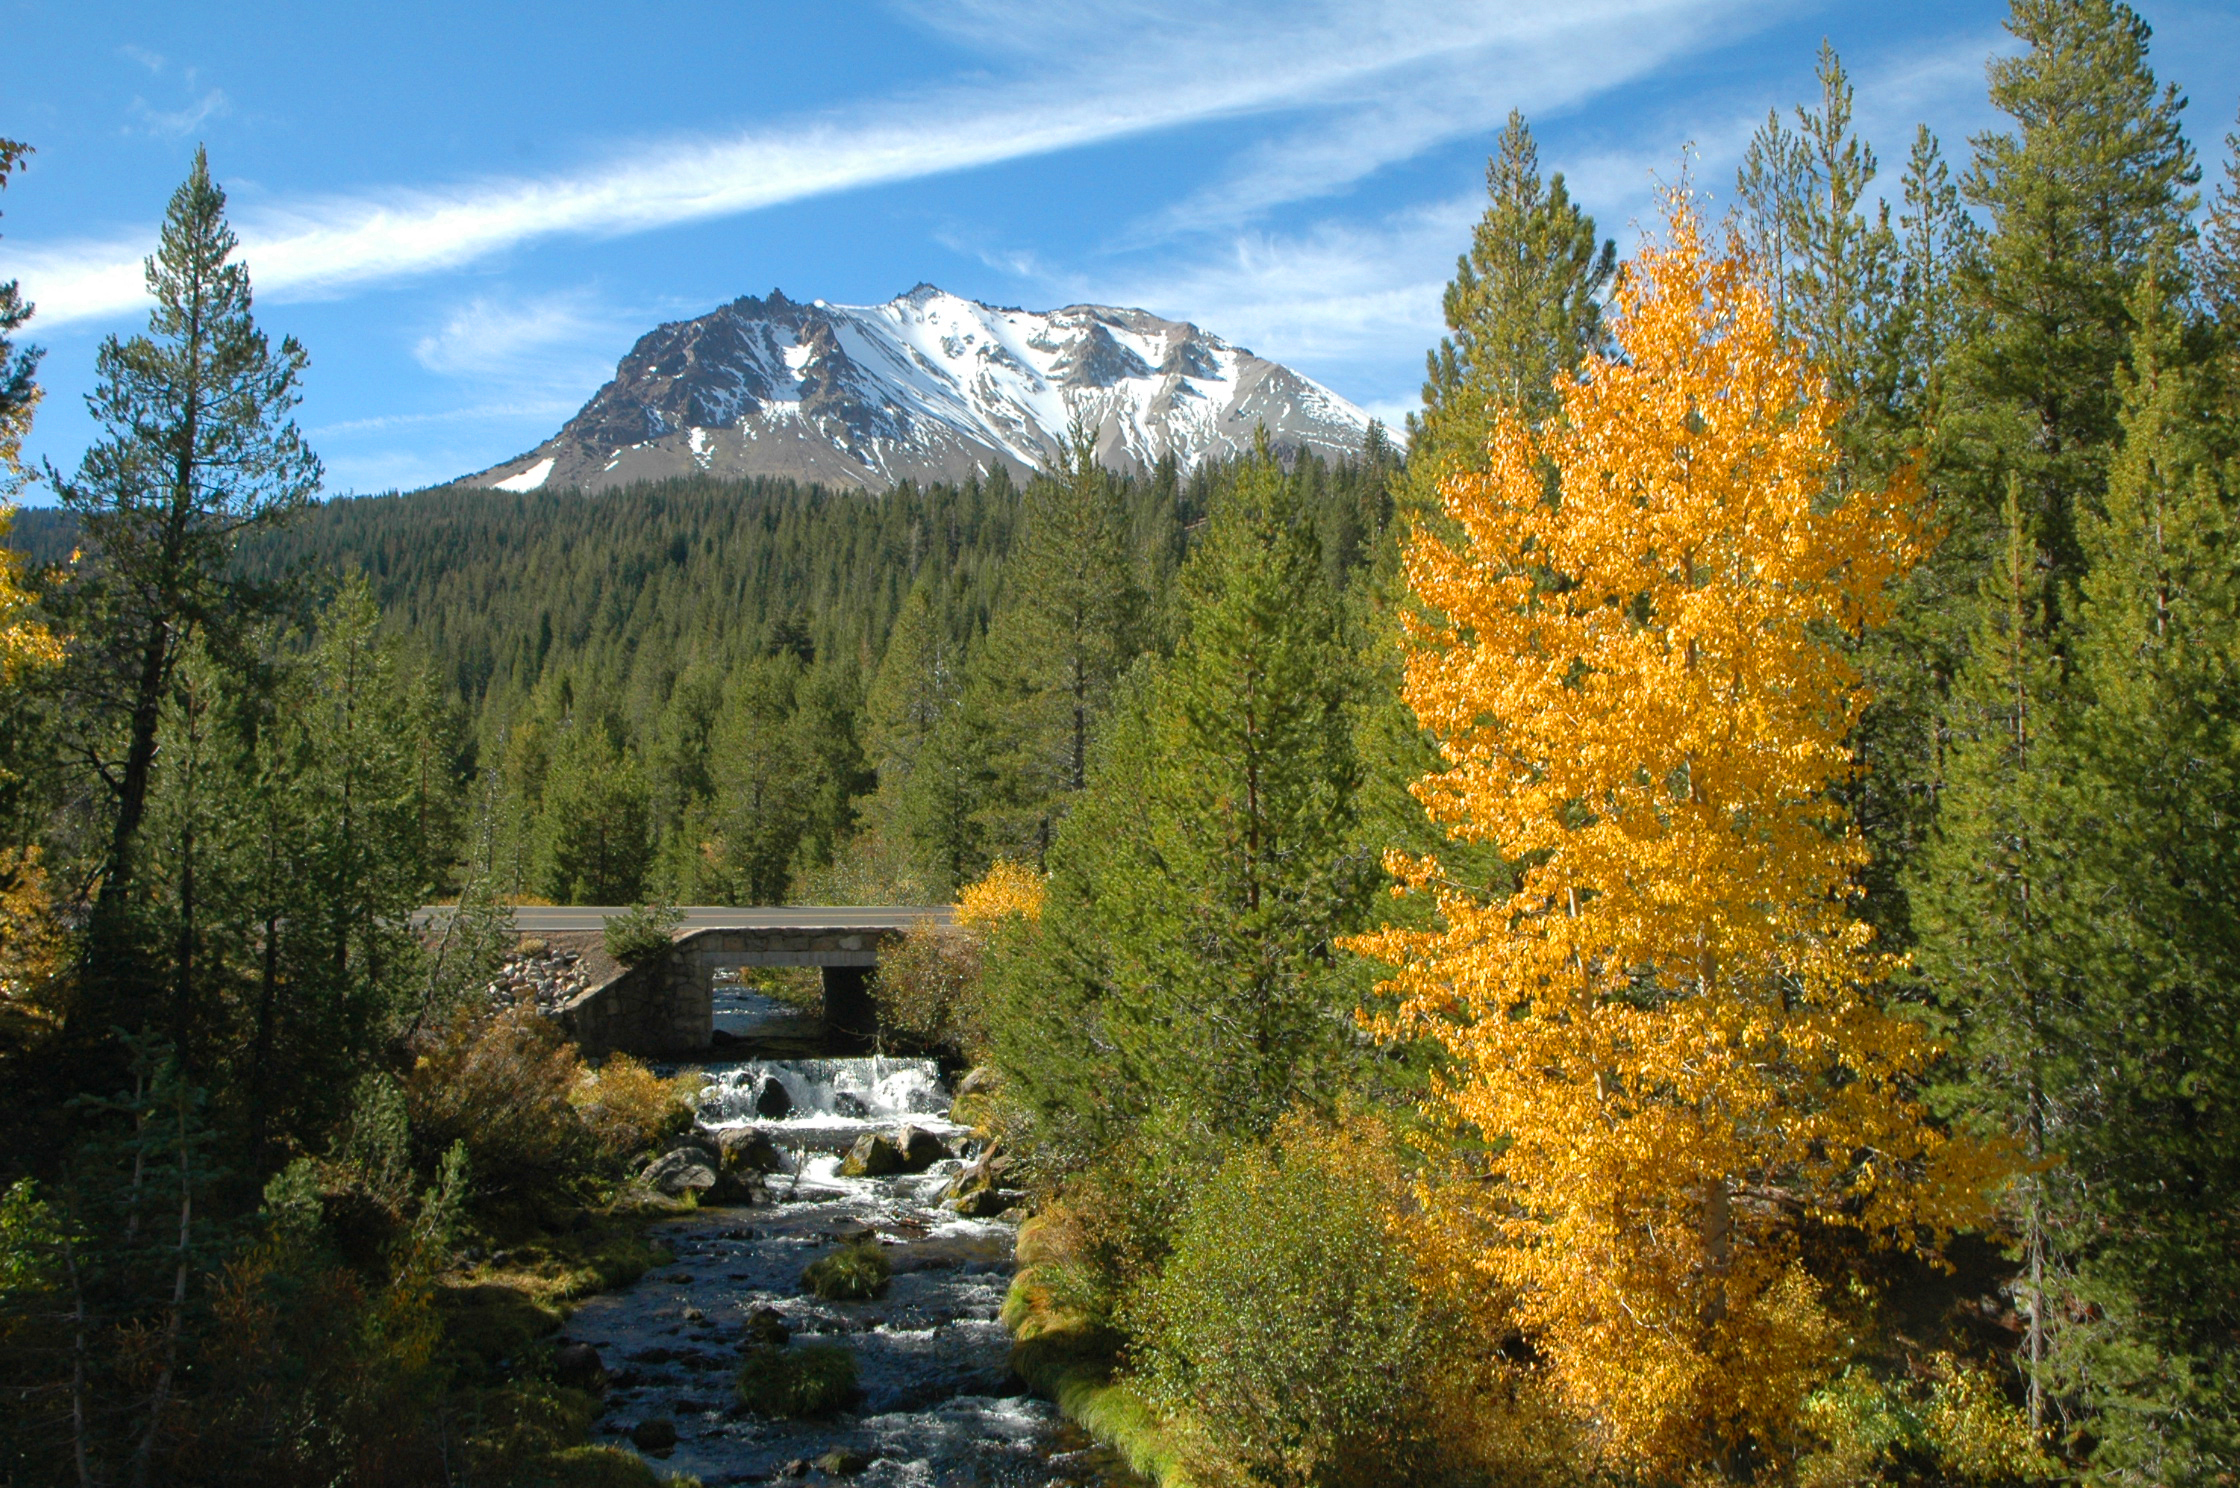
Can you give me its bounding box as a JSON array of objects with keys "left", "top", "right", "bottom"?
[
  {"left": 0, "top": 505, "right": 59, "bottom": 686},
  {"left": 570, "top": 1052, "right": 700, "bottom": 1162},
  {"left": 1350, "top": 196, "right": 2002, "bottom": 1473},
  {"left": 0, "top": 845, "right": 66, "bottom": 1039},
  {"left": 956, "top": 858, "right": 1046, "bottom": 928}
]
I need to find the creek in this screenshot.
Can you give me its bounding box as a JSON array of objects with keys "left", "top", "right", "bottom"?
[{"left": 561, "top": 1051, "right": 1138, "bottom": 1487}]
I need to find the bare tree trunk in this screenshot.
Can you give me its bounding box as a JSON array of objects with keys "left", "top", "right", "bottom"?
[
  {"left": 61, "top": 1207, "right": 95, "bottom": 1488},
  {"left": 128, "top": 1082, "right": 191, "bottom": 1488}
]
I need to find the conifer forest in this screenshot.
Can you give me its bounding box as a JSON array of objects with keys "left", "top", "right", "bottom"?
[{"left": 7, "top": 3, "right": 2240, "bottom": 1484}]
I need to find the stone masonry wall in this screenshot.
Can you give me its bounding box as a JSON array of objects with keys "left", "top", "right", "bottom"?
[{"left": 555, "top": 925, "right": 902, "bottom": 1057}]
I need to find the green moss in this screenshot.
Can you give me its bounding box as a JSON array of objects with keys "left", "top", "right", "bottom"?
[
  {"left": 801, "top": 1241, "right": 891, "bottom": 1300},
  {"left": 1005, "top": 1273, "right": 1197, "bottom": 1488},
  {"left": 734, "top": 1343, "right": 858, "bottom": 1417}
]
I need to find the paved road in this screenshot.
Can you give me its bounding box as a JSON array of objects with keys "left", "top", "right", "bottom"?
[{"left": 416, "top": 905, "right": 955, "bottom": 932}]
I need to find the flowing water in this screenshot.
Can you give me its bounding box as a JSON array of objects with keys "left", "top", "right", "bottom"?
[{"left": 561, "top": 1057, "right": 1138, "bottom": 1486}]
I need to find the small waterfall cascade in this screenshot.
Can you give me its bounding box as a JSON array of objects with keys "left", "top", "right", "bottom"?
[
  {"left": 696, "top": 1057, "right": 954, "bottom": 1131},
  {"left": 561, "top": 1056, "right": 1144, "bottom": 1483}
]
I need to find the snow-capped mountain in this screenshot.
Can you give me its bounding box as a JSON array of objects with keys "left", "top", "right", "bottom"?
[{"left": 461, "top": 285, "right": 1370, "bottom": 494}]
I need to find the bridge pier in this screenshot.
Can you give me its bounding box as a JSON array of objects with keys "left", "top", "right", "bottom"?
[{"left": 821, "top": 965, "right": 878, "bottom": 1051}]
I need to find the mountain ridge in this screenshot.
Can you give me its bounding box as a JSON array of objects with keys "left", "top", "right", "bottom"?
[{"left": 458, "top": 284, "right": 1370, "bottom": 494}]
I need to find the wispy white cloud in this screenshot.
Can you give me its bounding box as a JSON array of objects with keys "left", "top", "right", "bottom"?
[
  {"left": 411, "top": 289, "right": 611, "bottom": 377},
  {"left": 311, "top": 398, "right": 582, "bottom": 438},
  {"left": 128, "top": 88, "right": 231, "bottom": 139},
  {"left": 119, "top": 44, "right": 166, "bottom": 74},
  {"left": 9, "top": 0, "right": 1763, "bottom": 326}
]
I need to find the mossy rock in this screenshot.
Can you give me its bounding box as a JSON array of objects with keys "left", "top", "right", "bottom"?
[
  {"left": 802, "top": 1242, "right": 891, "bottom": 1301},
  {"left": 735, "top": 1342, "right": 858, "bottom": 1417},
  {"left": 534, "top": 1445, "right": 669, "bottom": 1487}
]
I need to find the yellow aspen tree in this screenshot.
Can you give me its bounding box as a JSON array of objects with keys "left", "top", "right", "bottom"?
[{"left": 1354, "top": 196, "right": 2000, "bottom": 1474}]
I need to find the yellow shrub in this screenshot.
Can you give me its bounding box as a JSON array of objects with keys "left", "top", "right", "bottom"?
[
  {"left": 956, "top": 859, "right": 1045, "bottom": 928},
  {"left": 571, "top": 1054, "right": 699, "bottom": 1164}
]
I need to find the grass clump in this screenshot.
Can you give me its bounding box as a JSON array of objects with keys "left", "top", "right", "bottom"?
[
  {"left": 801, "top": 1241, "right": 892, "bottom": 1300},
  {"left": 734, "top": 1343, "right": 858, "bottom": 1417}
]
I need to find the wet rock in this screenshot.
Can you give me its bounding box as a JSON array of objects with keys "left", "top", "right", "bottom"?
[
  {"left": 629, "top": 1418, "right": 677, "bottom": 1454},
  {"left": 742, "top": 1305, "right": 791, "bottom": 1347},
  {"left": 953, "top": 1065, "right": 999, "bottom": 1100},
  {"left": 640, "top": 1148, "right": 717, "bottom": 1198},
  {"left": 951, "top": 1187, "right": 1027, "bottom": 1219},
  {"left": 553, "top": 1341, "right": 605, "bottom": 1391},
  {"left": 893, "top": 1125, "right": 949, "bottom": 1172},
  {"left": 840, "top": 1133, "right": 904, "bottom": 1177},
  {"left": 780, "top": 1461, "right": 811, "bottom": 1479},
  {"left": 832, "top": 1091, "right": 871, "bottom": 1119},
  {"left": 713, "top": 1126, "right": 788, "bottom": 1174},
  {"left": 943, "top": 1138, "right": 1013, "bottom": 1200},
  {"left": 751, "top": 1073, "right": 793, "bottom": 1119},
  {"left": 815, "top": 1447, "right": 871, "bottom": 1476},
  {"left": 682, "top": 1305, "right": 706, "bottom": 1323}
]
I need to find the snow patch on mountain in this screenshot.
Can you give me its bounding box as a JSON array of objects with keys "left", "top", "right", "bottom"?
[{"left": 461, "top": 285, "right": 1369, "bottom": 494}]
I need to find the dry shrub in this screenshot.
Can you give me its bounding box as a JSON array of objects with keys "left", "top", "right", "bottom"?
[
  {"left": 872, "top": 919, "right": 985, "bottom": 1055},
  {"left": 406, "top": 998, "right": 592, "bottom": 1204},
  {"left": 571, "top": 1054, "right": 699, "bottom": 1164}
]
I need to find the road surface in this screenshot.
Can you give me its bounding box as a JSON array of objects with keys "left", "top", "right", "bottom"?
[{"left": 415, "top": 905, "right": 955, "bottom": 933}]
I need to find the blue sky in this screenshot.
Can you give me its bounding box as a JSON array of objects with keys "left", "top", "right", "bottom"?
[{"left": 5, "top": 1, "right": 2239, "bottom": 499}]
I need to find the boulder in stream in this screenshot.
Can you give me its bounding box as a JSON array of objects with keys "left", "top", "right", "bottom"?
[
  {"left": 639, "top": 1146, "right": 717, "bottom": 1198},
  {"left": 893, "top": 1125, "right": 950, "bottom": 1172},
  {"left": 742, "top": 1304, "right": 791, "bottom": 1347},
  {"left": 628, "top": 1417, "right": 677, "bottom": 1454},
  {"left": 711, "top": 1125, "right": 788, "bottom": 1174},
  {"left": 552, "top": 1341, "right": 606, "bottom": 1392},
  {"left": 751, "top": 1073, "right": 793, "bottom": 1119},
  {"left": 840, "top": 1132, "right": 904, "bottom": 1177}
]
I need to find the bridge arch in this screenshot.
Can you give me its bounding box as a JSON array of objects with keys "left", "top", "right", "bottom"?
[{"left": 555, "top": 919, "right": 930, "bottom": 1057}]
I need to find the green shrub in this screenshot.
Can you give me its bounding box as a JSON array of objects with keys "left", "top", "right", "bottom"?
[
  {"left": 734, "top": 1343, "right": 858, "bottom": 1417},
  {"left": 1124, "top": 1116, "right": 1442, "bottom": 1488},
  {"left": 870, "top": 919, "right": 985, "bottom": 1055},
  {"left": 603, "top": 902, "right": 682, "bottom": 965},
  {"left": 801, "top": 1241, "right": 891, "bottom": 1300}
]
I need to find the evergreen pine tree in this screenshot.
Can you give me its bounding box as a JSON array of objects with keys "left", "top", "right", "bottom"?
[
  {"left": 2041, "top": 273, "right": 2240, "bottom": 1477},
  {"left": 1402, "top": 110, "right": 1612, "bottom": 515},
  {"left": 996, "top": 442, "right": 1371, "bottom": 1144},
  {"left": 706, "top": 653, "right": 813, "bottom": 904},
  {"left": 0, "top": 140, "right": 40, "bottom": 484},
  {"left": 1735, "top": 43, "right": 1906, "bottom": 456},
  {"left": 1908, "top": 486, "right": 2079, "bottom": 1435},
  {"left": 53, "top": 146, "right": 319, "bottom": 1027},
  {"left": 976, "top": 426, "right": 1140, "bottom": 864},
  {"left": 1951, "top": 0, "right": 2198, "bottom": 591},
  {"left": 864, "top": 576, "right": 985, "bottom": 895},
  {"left": 537, "top": 721, "right": 650, "bottom": 904}
]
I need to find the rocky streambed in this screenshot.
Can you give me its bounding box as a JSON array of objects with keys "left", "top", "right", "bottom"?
[{"left": 556, "top": 1057, "right": 1136, "bottom": 1486}]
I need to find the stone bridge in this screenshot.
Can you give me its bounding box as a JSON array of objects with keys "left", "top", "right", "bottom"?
[{"left": 499, "top": 907, "right": 953, "bottom": 1058}]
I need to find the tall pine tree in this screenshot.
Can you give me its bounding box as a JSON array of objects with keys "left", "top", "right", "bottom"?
[{"left": 1950, "top": 0, "right": 2197, "bottom": 592}]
